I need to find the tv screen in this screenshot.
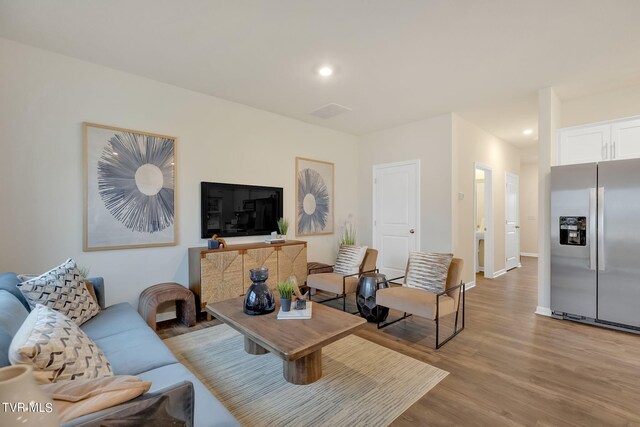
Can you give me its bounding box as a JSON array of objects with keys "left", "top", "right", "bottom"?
[{"left": 201, "top": 182, "right": 283, "bottom": 238}]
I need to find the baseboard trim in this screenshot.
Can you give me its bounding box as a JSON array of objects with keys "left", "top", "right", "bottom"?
[
  {"left": 464, "top": 281, "right": 476, "bottom": 291},
  {"left": 521, "top": 252, "right": 539, "bottom": 258},
  {"left": 535, "top": 306, "right": 552, "bottom": 317},
  {"left": 492, "top": 269, "right": 506, "bottom": 278}
]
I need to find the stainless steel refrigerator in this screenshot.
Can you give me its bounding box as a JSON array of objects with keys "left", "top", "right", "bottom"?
[{"left": 551, "top": 158, "right": 640, "bottom": 332}]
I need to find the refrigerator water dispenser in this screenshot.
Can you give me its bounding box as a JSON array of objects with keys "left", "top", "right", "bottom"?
[{"left": 559, "top": 216, "right": 587, "bottom": 246}]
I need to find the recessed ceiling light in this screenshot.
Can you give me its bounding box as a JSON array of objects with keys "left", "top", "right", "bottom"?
[
  {"left": 523, "top": 129, "right": 533, "bottom": 135},
  {"left": 318, "top": 66, "right": 334, "bottom": 77}
]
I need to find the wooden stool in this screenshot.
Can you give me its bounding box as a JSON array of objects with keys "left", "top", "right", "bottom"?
[{"left": 138, "top": 282, "right": 196, "bottom": 331}]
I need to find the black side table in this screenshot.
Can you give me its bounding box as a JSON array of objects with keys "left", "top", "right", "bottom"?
[{"left": 356, "top": 273, "right": 389, "bottom": 322}]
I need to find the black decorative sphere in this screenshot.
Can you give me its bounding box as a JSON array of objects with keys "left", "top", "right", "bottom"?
[
  {"left": 243, "top": 267, "right": 275, "bottom": 315},
  {"left": 356, "top": 273, "right": 389, "bottom": 322}
]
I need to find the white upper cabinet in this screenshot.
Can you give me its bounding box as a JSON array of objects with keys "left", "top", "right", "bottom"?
[
  {"left": 558, "top": 124, "right": 610, "bottom": 165},
  {"left": 558, "top": 117, "right": 640, "bottom": 165},
  {"left": 611, "top": 118, "right": 640, "bottom": 160}
]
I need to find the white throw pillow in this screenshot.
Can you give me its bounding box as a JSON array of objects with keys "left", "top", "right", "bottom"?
[
  {"left": 404, "top": 252, "right": 453, "bottom": 293},
  {"left": 17, "top": 259, "right": 100, "bottom": 325},
  {"left": 9, "top": 304, "right": 113, "bottom": 384},
  {"left": 334, "top": 245, "right": 368, "bottom": 275}
]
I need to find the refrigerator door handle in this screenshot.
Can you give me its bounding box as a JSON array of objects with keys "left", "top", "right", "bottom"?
[
  {"left": 598, "top": 187, "right": 605, "bottom": 271},
  {"left": 589, "top": 188, "right": 597, "bottom": 270}
]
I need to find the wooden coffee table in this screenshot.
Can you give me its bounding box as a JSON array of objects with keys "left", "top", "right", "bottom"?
[{"left": 206, "top": 296, "right": 366, "bottom": 385}]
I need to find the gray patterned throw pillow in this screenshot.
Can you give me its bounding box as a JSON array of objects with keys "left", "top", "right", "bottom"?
[
  {"left": 334, "top": 245, "right": 368, "bottom": 275},
  {"left": 17, "top": 258, "right": 100, "bottom": 325},
  {"left": 9, "top": 304, "right": 113, "bottom": 384},
  {"left": 404, "top": 252, "right": 453, "bottom": 293}
]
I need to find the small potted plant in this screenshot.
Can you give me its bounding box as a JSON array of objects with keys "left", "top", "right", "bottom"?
[
  {"left": 341, "top": 222, "right": 356, "bottom": 245},
  {"left": 277, "top": 217, "right": 289, "bottom": 239},
  {"left": 276, "top": 280, "right": 295, "bottom": 312}
]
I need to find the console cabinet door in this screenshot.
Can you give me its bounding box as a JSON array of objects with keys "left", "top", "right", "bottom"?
[
  {"left": 558, "top": 124, "right": 610, "bottom": 165},
  {"left": 244, "top": 247, "right": 278, "bottom": 290},
  {"left": 611, "top": 118, "right": 640, "bottom": 160},
  {"left": 200, "top": 251, "right": 244, "bottom": 306},
  {"left": 277, "top": 244, "right": 308, "bottom": 287}
]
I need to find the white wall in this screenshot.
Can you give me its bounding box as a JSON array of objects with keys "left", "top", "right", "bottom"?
[
  {"left": 561, "top": 84, "right": 640, "bottom": 128},
  {"left": 537, "top": 87, "right": 561, "bottom": 316},
  {"left": 357, "top": 114, "right": 453, "bottom": 253},
  {"left": 452, "top": 114, "right": 521, "bottom": 285},
  {"left": 519, "top": 162, "right": 538, "bottom": 255},
  {"left": 0, "top": 38, "right": 359, "bottom": 307}
]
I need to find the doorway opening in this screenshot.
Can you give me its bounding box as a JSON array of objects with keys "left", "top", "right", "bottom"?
[{"left": 474, "top": 163, "right": 494, "bottom": 279}]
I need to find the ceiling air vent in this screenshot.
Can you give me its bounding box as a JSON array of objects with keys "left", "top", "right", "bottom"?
[{"left": 309, "top": 103, "right": 352, "bottom": 119}]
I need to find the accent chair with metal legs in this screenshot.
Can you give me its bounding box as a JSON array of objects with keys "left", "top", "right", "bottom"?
[
  {"left": 376, "top": 256, "right": 465, "bottom": 349},
  {"left": 307, "top": 248, "right": 378, "bottom": 311}
]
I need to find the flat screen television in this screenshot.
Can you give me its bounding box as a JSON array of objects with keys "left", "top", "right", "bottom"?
[{"left": 201, "top": 182, "right": 283, "bottom": 238}]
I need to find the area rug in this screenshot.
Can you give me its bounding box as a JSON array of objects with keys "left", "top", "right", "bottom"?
[{"left": 164, "top": 324, "right": 448, "bottom": 426}]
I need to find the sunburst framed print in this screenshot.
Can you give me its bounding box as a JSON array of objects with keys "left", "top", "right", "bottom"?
[
  {"left": 83, "top": 122, "right": 177, "bottom": 251},
  {"left": 295, "top": 157, "right": 334, "bottom": 236}
]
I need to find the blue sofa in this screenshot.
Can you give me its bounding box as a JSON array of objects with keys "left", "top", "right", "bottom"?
[{"left": 0, "top": 272, "right": 239, "bottom": 427}]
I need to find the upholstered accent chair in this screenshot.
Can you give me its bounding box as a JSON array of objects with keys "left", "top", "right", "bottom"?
[
  {"left": 307, "top": 248, "right": 378, "bottom": 311},
  {"left": 376, "top": 256, "right": 465, "bottom": 349}
]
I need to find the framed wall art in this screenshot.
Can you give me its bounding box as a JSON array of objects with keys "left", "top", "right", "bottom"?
[
  {"left": 295, "top": 157, "right": 334, "bottom": 236},
  {"left": 83, "top": 122, "right": 177, "bottom": 251}
]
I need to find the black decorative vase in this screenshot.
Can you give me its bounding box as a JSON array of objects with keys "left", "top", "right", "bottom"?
[
  {"left": 356, "top": 273, "right": 389, "bottom": 322},
  {"left": 243, "top": 267, "right": 275, "bottom": 315}
]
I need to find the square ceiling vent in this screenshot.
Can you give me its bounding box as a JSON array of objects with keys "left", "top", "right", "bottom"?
[{"left": 309, "top": 103, "right": 352, "bottom": 119}]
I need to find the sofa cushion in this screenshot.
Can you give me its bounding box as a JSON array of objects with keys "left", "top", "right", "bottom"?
[
  {"left": 17, "top": 259, "right": 101, "bottom": 325},
  {"left": 93, "top": 327, "right": 177, "bottom": 376},
  {"left": 81, "top": 303, "right": 150, "bottom": 341},
  {"left": 0, "top": 272, "right": 30, "bottom": 311},
  {"left": 0, "top": 290, "right": 31, "bottom": 367},
  {"left": 138, "top": 363, "right": 240, "bottom": 427},
  {"left": 10, "top": 304, "right": 114, "bottom": 383}
]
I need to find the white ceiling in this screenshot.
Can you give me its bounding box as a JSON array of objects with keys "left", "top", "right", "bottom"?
[{"left": 2, "top": 1, "right": 640, "bottom": 147}]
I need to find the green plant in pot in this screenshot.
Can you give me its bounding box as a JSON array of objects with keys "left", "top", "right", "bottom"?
[
  {"left": 341, "top": 222, "right": 356, "bottom": 245},
  {"left": 276, "top": 280, "right": 295, "bottom": 312},
  {"left": 277, "top": 217, "right": 289, "bottom": 238}
]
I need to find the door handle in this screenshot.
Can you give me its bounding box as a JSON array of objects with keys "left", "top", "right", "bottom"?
[
  {"left": 515, "top": 225, "right": 520, "bottom": 229},
  {"left": 598, "top": 187, "right": 605, "bottom": 271},
  {"left": 589, "top": 188, "right": 596, "bottom": 270},
  {"left": 409, "top": 229, "right": 415, "bottom": 234}
]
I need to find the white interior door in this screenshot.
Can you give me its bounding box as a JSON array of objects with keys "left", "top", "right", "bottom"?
[
  {"left": 373, "top": 160, "right": 419, "bottom": 278},
  {"left": 505, "top": 172, "right": 520, "bottom": 271}
]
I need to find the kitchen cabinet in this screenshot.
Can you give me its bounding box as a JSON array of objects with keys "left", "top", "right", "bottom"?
[
  {"left": 558, "top": 116, "right": 640, "bottom": 165},
  {"left": 611, "top": 118, "right": 640, "bottom": 160}
]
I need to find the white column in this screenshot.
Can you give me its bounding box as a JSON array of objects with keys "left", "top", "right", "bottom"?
[{"left": 536, "top": 87, "right": 561, "bottom": 316}]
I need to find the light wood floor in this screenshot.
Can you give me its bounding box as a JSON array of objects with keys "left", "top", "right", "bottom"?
[{"left": 158, "top": 258, "right": 640, "bottom": 426}]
